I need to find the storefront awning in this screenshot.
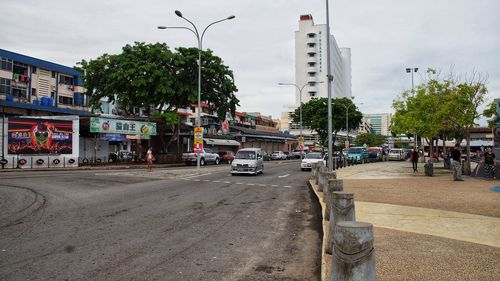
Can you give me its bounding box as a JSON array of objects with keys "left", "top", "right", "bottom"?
[{"left": 204, "top": 138, "right": 240, "bottom": 146}]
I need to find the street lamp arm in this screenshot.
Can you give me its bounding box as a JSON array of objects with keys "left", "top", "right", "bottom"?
[
  {"left": 177, "top": 16, "right": 200, "bottom": 43},
  {"left": 157, "top": 26, "right": 198, "bottom": 38},
  {"left": 201, "top": 16, "right": 235, "bottom": 49}
]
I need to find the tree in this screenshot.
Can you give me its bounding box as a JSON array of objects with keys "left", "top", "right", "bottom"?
[
  {"left": 291, "top": 97, "right": 363, "bottom": 147},
  {"left": 79, "top": 42, "right": 239, "bottom": 152},
  {"left": 354, "top": 133, "right": 386, "bottom": 147},
  {"left": 483, "top": 101, "right": 498, "bottom": 128}
]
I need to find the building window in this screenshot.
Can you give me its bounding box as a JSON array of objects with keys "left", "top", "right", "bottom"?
[
  {"left": 58, "top": 96, "right": 73, "bottom": 105},
  {"left": 32, "top": 66, "right": 37, "bottom": 74},
  {"left": 12, "top": 86, "right": 27, "bottom": 99},
  {"left": 32, "top": 88, "right": 37, "bottom": 96},
  {"left": 59, "top": 75, "right": 74, "bottom": 85},
  {"left": 310, "top": 93, "right": 316, "bottom": 97},
  {"left": 0, "top": 57, "right": 13, "bottom": 71},
  {"left": 51, "top": 71, "right": 56, "bottom": 78},
  {"left": 51, "top": 91, "right": 56, "bottom": 98},
  {"left": 0, "top": 78, "right": 11, "bottom": 95}
]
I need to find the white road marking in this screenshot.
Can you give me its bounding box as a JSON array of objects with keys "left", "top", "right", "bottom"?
[
  {"left": 278, "top": 174, "right": 290, "bottom": 178},
  {"left": 236, "top": 182, "right": 244, "bottom": 185},
  {"left": 183, "top": 173, "right": 212, "bottom": 179},
  {"left": 247, "top": 183, "right": 255, "bottom": 186},
  {"left": 271, "top": 185, "right": 279, "bottom": 187},
  {"left": 193, "top": 179, "right": 200, "bottom": 181},
  {"left": 223, "top": 181, "right": 231, "bottom": 184},
  {"left": 214, "top": 180, "right": 221, "bottom": 183},
  {"left": 284, "top": 185, "right": 292, "bottom": 188},
  {"left": 203, "top": 180, "right": 210, "bottom": 182}
]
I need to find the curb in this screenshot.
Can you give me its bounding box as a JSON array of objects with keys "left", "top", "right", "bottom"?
[
  {"left": 0, "top": 163, "right": 188, "bottom": 173},
  {"left": 307, "top": 179, "right": 331, "bottom": 281}
]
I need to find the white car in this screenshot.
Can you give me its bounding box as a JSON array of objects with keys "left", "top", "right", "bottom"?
[
  {"left": 271, "top": 151, "right": 287, "bottom": 160},
  {"left": 301, "top": 152, "right": 326, "bottom": 171}
]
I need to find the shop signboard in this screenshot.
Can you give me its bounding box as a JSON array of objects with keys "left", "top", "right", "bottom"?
[
  {"left": 7, "top": 118, "right": 73, "bottom": 154},
  {"left": 194, "top": 127, "right": 203, "bottom": 152},
  {"left": 99, "top": 134, "right": 127, "bottom": 142},
  {"left": 90, "top": 117, "right": 156, "bottom": 136}
]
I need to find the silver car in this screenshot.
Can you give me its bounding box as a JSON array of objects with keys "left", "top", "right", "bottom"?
[
  {"left": 231, "top": 148, "right": 264, "bottom": 176},
  {"left": 271, "top": 151, "right": 287, "bottom": 160}
]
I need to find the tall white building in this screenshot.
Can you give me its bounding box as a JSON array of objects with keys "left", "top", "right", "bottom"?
[
  {"left": 294, "top": 14, "right": 352, "bottom": 106},
  {"left": 363, "top": 113, "right": 392, "bottom": 136}
]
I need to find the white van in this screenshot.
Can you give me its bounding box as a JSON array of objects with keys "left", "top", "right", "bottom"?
[{"left": 231, "top": 148, "right": 264, "bottom": 176}]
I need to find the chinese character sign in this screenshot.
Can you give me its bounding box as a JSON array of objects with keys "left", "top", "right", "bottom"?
[
  {"left": 90, "top": 117, "right": 156, "bottom": 136},
  {"left": 8, "top": 118, "right": 73, "bottom": 154},
  {"left": 193, "top": 127, "right": 203, "bottom": 152}
]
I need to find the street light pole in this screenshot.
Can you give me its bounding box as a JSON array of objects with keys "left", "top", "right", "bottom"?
[
  {"left": 325, "top": 0, "right": 334, "bottom": 171},
  {"left": 279, "top": 81, "right": 324, "bottom": 159},
  {"left": 159, "top": 11, "right": 235, "bottom": 171},
  {"left": 406, "top": 67, "right": 418, "bottom": 148}
]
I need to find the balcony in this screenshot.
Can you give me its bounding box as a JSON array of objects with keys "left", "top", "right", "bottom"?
[
  {"left": 307, "top": 86, "right": 318, "bottom": 93},
  {"left": 307, "top": 66, "right": 317, "bottom": 73},
  {"left": 306, "top": 47, "right": 316, "bottom": 54},
  {"left": 307, "top": 37, "right": 317, "bottom": 45},
  {"left": 307, "top": 57, "right": 317, "bottom": 64},
  {"left": 307, "top": 32, "right": 316, "bottom": 37},
  {"left": 307, "top": 76, "right": 317, "bottom": 83}
]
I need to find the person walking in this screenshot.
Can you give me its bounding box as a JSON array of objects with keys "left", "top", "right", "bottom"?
[
  {"left": 481, "top": 147, "right": 496, "bottom": 180},
  {"left": 451, "top": 144, "right": 463, "bottom": 181},
  {"left": 411, "top": 147, "right": 419, "bottom": 172},
  {"left": 146, "top": 146, "right": 154, "bottom": 172}
]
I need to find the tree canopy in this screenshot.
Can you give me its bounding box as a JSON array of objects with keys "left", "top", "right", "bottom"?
[
  {"left": 291, "top": 97, "right": 363, "bottom": 146},
  {"left": 354, "top": 133, "right": 386, "bottom": 147},
  {"left": 391, "top": 68, "right": 489, "bottom": 174},
  {"left": 78, "top": 42, "right": 239, "bottom": 119}
]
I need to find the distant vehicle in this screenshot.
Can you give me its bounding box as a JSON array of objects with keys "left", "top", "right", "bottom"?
[
  {"left": 262, "top": 151, "right": 272, "bottom": 161},
  {"left": 291, "top": 150, "right": 306, "bottom": 159},
  {"left": 346, "top": 147, "right": 369, "bottom": 164},
  {"left": 109, "top": 150, "right": 134, "bottom": 163},
  {"left": 271, "top": 151, "right": 287, "bottom": 160},
  {"left": 388, "top": 148, "right": 405, "bottom": 161},
  {"left": 182, "top": 148, "right": 220, "bottom": 166},
  {"left": 231, "top": 148, "right": 264, "bottom": 176},
  {"left": 283, "top": 151, "right": 294, "bottom": 160},
  {"left": 301, "top": 152, "right": 326, "bottom": 171},
  {"left": 367, "top": 147, "right": 383, "bottom": 162},
  {"left": 218, "top": 151, "right": 235, "bottom": 164}
]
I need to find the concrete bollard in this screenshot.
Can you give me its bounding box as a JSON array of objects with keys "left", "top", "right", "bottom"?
[
  {"left": 327, "top": 191, "right": 355, "bottom": 255},
  {"left": 311, "top": 161, "right": 324, "bottom": 185},
  {"left": 320, "top": 171, "right": 336, "bottom": 201},
  {"left": 324, "top": 179, "right": 344, "bottom": 221},
  {"left": 331, "top": 221, "right": 376, "bottom": 281},
  {"left": 317, "top": 166, "right": 327, "bottom": 192}
]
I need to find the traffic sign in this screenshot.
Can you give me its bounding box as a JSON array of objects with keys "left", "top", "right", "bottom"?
[
  {"left": 194, "top": 127, "right": 203, "bottom": 145},
  {"left": 298, "top": 136, "right": 305, "bottom": 143}
]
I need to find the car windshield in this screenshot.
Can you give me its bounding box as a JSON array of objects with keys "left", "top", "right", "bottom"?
[
  {"left": 305, "top": 153, "right": 323, "bottom": 159},
  {"left": 272, "top": 151, "right": 280, "bottom": 154},
  {"left": 389, "top": 149, "right": 400, "bottom": 153},
  {"left": 348, "top": 148, "right": 363, "bottom": 154},
  {"left": 235, "top": 151, "right": 256, "bottom": 159}
]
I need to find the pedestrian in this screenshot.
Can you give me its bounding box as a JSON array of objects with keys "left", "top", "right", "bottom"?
[
  {"left": 481, "top": 147, "right": 496, "bottom": 180},
  {"left": 451, "top": 144, "right": 463, "bottom": 181},
  {"left": 411, "top": 147, "right": 419, "bottom": 172},
  {"left": 146, "top": 146, "right": 154, "bottom": 172}
]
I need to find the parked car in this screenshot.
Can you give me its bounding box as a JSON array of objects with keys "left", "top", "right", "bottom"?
[
  {"left": 301, "top": 152, "right": 326, "bottom": 171},
  {"left": 271, "top": 151, "right": 287, "bottom": 160},
  {"left": 182, "top": 148, "right": 220, "bottom": 166},
  {"left": 262, "top": 151, "right": 272, "bottom": 161},
  {"left": 231, "top": 148, "right": 264, "bottom": 176},
  {"left": 291, "top": 149, "right": 306, "bottom": 159},
  {"left": 218, "top": 151, "right": 235, "bottom": 164},
  {"left": 367, "top": 147, "right": 383, "bottom": 162},
  {"left": 283, "top": 151, "right": 294, "bottom": 160},
  {"left": 346, "top": 147, "right": 369, "bottom": 164},
  {"left": 388, "top": 148, "right": 405, "bottom": 161}
]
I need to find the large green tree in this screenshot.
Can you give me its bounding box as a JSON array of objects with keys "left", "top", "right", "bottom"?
[
  {"left": 354, "top": 133, "right": 386, "bottom": 147},
  {"left": 291, "top": 97, "right": 363, "bottom": 147},
  {"left": 78, "top": 42, "right": 239, "bottom": 152}
]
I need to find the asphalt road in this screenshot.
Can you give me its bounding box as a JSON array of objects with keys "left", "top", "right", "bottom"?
[{"left": 0, "top": 160, "right": 321, "bottom": 281}]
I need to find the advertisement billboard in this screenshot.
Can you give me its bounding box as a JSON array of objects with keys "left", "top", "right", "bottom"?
[
  {"left": 90, "top": 117, "right": 156, "bottom": 136},
  {"left": 8, "top": 118, "right": 73, "bottom": 154}
]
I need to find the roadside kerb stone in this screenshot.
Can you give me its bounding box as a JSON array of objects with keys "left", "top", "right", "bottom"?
[
  {"left": 321, "top": 171, "right": 337, "bottom": 203},
  {"left": 331, "top": 221, "right": 376, "bottom": 281},
  {"left": 327, "top": 191, "right": 355, "bottom": 254},
  {"left": 317, "top": 166, "right": 328, "bottom": 192},
  {"left": 311, "top": 161, "right": 324, "bottom": 185},
  {"left": 324, "top": 179, "right": 344, "bottom": 221}
]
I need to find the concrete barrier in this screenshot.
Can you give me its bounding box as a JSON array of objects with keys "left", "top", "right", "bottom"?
[
  {"left": 317, "top": 166, "right": 327, "bottom": 192},
  {"left": 320, "top": 171, "right": 336, "bottom": 202},
  {"left": 311, "top": 161, "right": 324, "bottom": 185},
  {"left": 324, "top": 179, "right": 344, "bottom": 221},
  {"left": 331, "top": 221, "right": 376, "bottom": 281},
  {"left": 327, "top": 191, "right": 355, "bottom": 254}
]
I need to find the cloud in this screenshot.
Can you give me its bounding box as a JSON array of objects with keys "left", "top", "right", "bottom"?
[{"left": 1, "top": 0, "right": 499, "bottom": 119}]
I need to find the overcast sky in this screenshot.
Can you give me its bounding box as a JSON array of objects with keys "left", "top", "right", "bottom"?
[{"left": 2, "top": 0, "right": 499, "bottom": 120}]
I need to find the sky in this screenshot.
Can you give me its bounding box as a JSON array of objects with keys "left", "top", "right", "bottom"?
[{"left": 1, "top": 0, "right": 499, "bottom": 120}]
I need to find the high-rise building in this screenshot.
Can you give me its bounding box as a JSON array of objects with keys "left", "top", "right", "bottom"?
[
  {"left": 363, "top": 113, "right": 392, "bottom": 136},
  {"left": 294, "top": 14, "right": 352, "bottom": 106}
]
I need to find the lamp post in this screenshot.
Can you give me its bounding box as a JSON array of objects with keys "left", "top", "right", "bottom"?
[
  {"left": 158, "top": 10, "right": 235, "bottom": 170},
  {"left": 325, "top": 0, "right": 334, "bottom": 171},
  {"left": 278, "top": 82, "right": 324, "bottom": 159},
  {"left": 406, "top": 67, "right": 418, "bottom": 148}
]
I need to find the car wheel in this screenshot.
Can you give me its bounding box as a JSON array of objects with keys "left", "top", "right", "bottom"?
[
  {"left": 200, "top": 158, "right": 205, "bottom": 166},
  {"left": 215, "top": 158, "right": 220, "bottom": 165}
]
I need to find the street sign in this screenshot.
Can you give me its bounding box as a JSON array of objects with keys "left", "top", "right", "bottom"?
[
  {"left": 194, "top": 127, "right": 203, "bottom": 145},
  {"left": 298, "top": 136, "right": 305, "bottom": 143},
  {"left": 345, "top": 140, "right": 350, "bottom": 148}
]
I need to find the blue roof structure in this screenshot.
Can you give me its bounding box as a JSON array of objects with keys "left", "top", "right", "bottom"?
[
  {"left": 0, "top": 49, "right": 81, "bottom": 76},
  {"left": 0, "top": 99, "right": 94, "bottom": 116}
]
